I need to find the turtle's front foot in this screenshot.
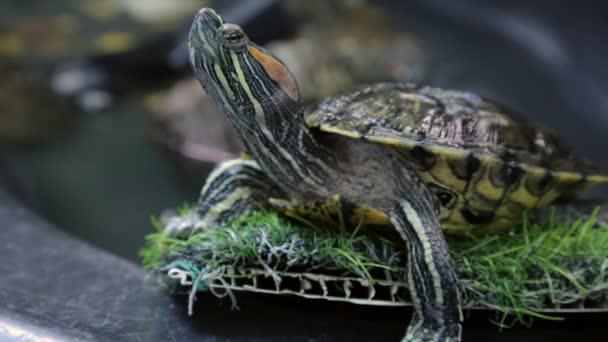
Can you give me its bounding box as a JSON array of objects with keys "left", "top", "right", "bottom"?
[
  {"left": 163, "top": 211, "right": 207, "bottom": 238},
  {"left": 402, "top": 315, "right": 461, "bottom": 342},
  {"left": 164, "top": 158, "right": 282, "bottom": 237}
]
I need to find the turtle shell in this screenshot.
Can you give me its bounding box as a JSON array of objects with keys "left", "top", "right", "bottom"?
[{"left": 305, "top": 82, "right": 608, "bottom": 234}]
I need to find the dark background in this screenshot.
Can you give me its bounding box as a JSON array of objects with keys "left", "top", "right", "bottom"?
[{"left": 1, "top": 0, "right": 607, "bottom": 341}]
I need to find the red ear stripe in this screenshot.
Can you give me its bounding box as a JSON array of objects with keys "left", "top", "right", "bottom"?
[{"left": 247, "top": 45, "right": 300, "bottom": 102}]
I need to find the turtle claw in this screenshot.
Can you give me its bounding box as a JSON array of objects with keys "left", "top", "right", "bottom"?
[{"left": 163, "top": 212, "right": 210, "bottom": 238}]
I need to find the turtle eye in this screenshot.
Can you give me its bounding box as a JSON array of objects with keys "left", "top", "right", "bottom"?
[
  {"left": 220, "top": 25, "right": 246, "bottom": 48},
  {"left": 226, "top": 31, "right": 242, "bottom": 43}
]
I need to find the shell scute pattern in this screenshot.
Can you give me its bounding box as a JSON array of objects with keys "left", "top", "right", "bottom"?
[{"left": 305, "top": 83, "right": 608, "bottom": 233}]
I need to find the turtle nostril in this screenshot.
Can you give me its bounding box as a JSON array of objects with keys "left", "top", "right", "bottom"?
[
  {"left": 201, "top": 7, "right": 217, "bottom": 16},
  {"left": 197, "top": 7, "right": 221, "bottom": 26},
  {"left": 191, "top": 8, "right": 223, "bottom": 44},
  {"left": 199, "top": 7, "right": 213, "bottom": 17}
]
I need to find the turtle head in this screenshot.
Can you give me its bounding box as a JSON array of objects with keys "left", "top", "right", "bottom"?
[{"left": 189, "top": 8, "right": 301, "bottom": 122}]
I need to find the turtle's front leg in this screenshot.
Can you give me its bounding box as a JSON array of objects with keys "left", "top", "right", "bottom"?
[
  {"left": 165, "top": 158, "right": 283, "bottom": 237},
  {"left": 390, "top": 197, "right": 462, "bottom": 342}
]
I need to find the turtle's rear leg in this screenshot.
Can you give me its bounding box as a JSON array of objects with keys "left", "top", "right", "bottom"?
[
  {"left": 165, "top": 158, "right": 283, "bottom": 237},
  {"left": 390, "top": 197, "right": 462, "bottom": 342}
]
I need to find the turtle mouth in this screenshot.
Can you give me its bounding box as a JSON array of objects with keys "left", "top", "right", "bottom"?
[{"left": 188, "top": 7, "right": 223, "bottom": 56}]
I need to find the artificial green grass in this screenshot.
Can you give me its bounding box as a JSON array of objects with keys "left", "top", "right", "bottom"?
[{"left": 141, "top": 205, "right": 608, "bottom": 327}]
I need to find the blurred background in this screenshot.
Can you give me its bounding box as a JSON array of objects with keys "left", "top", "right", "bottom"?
[{"left": 1, "top": 0, "right": 608, "bottom": 263}]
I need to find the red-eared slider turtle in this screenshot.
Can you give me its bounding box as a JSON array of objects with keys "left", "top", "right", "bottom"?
[{"left": 180, "top": 7, "right": 608, "bottom": 341}]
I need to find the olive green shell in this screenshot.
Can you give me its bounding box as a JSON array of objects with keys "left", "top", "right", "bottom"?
[{"left": 305, "top": 83, "right": 608, "bottom": 234}]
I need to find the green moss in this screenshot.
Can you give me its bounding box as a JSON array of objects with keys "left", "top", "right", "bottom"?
[
  {"left": 449, "top": 209, "right": 608, "bottom": 326},
  {"left": 140, "top": 206, "right": 608, "bottom": 326}
]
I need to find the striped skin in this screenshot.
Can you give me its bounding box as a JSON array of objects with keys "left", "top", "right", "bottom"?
[
  {"left": 391, "top": 199, "right": 462, "bottom": 342},
  {"left": 188, "top": 8, "right": 462, "bottom": 341},
  {"left": 197, "top": 158, "right": 284, "bottom": 229},
  {"left": 189, "top": 9, "right": 337, "bottom": 199}
]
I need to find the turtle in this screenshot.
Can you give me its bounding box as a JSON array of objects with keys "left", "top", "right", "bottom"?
[{"left": 178, "top": 7, "right": 608, "bottom": 341}]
